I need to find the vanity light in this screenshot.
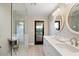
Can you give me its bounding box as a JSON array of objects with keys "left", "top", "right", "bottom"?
[
  {"left": 56, "top": 8, "right": 60, "bottom": 12},
  {"left": 52, "top": 8, "right": 60, "bottom": 16}
]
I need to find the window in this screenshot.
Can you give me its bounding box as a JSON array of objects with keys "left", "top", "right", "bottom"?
[{"left": 54, "top": 21, "right": 60, "bottom": 30}]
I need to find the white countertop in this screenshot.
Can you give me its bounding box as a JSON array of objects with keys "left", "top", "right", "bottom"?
[{"left": 44, "top": 36, "right": 79, "bottom": 56}]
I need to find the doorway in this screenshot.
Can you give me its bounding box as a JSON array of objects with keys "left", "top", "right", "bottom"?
[{"left": 35, "top": 21, "right": 44, "bottom": 45}]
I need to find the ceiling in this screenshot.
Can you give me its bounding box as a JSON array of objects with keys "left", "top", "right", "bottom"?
[{"left": 12, "top": 3, "right": 58, "bottom": 16}]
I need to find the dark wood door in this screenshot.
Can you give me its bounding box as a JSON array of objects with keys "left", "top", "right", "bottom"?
[{"left": 35, "top": 21, "right": 44, "bottom": 45}]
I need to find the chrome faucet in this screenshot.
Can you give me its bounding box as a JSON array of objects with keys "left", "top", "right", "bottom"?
[{"left": 70, "top": 37, "right": 78, "bottom": 47}]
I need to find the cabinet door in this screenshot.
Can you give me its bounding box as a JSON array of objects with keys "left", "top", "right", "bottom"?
[{"left": 43, "top": 39, "right": 61, "bottom": 56}]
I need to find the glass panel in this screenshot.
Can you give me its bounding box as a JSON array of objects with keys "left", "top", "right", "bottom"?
[
  {"left": 36, "top": 22, "right": 43, "bottom": 41},
  {"left": 12, "top": 3, "right": 27, "bottom": 56}
]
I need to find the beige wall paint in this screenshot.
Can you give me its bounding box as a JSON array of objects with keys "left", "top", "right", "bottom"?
[
  {"left": 25, "top": 16, "right": 48, "bottom": 45},
  {"left": 0, "top": 4, "right": 11, "bottom": 55},
  {"left": 48, "top": 4, "right": 79, "bottom": 40}
]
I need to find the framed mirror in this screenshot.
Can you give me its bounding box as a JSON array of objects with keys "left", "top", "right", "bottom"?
[{"left": 67, "top": 4, "right": 79, "bottom": 34}]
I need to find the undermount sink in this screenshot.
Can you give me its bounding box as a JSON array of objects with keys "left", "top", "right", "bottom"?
[
  {"left": 55, "top": 42, "right": 79, "bottom": 53},
  {"left": 50, "top": 35, "right": 68, "bottom": 42},
  {"left": 65, "top": 41, "right": 79, "bottom": 49},
  {"left": 49, "top": 36, "right": 79, "bottom": 53},
  {"left": 50, "top": 36, "right": 56, "bottom": 39},
  {"left": 54, "top": 37, "right": 67, "bottom": 43},
  {"left": 55, "top": 39, "right": 66, "bottom": 43}
]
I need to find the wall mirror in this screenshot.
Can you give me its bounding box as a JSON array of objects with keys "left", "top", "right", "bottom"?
[
  {"left": 67, "top": 4, "right": 79, "bottom": 34},
  {"left": 54, "top": 15, "right": 64, "bottom": 31}
]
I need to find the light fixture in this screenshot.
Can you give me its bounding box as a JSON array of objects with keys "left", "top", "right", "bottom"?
[{"left": 52, "top": 8, "right": 60, "bottom": 16}]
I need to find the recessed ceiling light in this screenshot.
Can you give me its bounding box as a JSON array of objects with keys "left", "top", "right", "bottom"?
[{"left": 52, "top": 8, "right": 60, "bottom": 16}]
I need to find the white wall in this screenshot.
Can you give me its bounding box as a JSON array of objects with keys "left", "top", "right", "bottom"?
[
  {"left": 12, "top": 15, "right": 25, "bottom": 34},
  {"left": 25, "top": 16, "right": 48, "bottom": 45},
  {"left": 0, "top": 4, "right": 11, "bottom": 55},
  {"left": 48, "top": 4, "right": 79, "bottom": 40}
]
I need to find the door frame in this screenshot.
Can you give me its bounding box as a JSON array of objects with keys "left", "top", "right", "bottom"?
[{"left": 34, "top": 21, "right": 44, "bottom": 45}]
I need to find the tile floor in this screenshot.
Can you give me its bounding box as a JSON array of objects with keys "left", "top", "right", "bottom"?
[
  {"left": 12, "top": 43, "right": 27, "bottom": 56},
  {"left": 12, "top": 44, "right": 45, "bottom": 56},
  {"left": 27, "top": 45, "right": 45, "bottom": 56}
]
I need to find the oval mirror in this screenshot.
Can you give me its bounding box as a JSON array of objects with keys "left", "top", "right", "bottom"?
[{"left": 67, "top": 4, "right": 79, "bottom": 34}]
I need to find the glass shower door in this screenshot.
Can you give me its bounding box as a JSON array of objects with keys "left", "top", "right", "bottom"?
[{"left": 12, "top": 3, "right": 27, "bottom": 56}]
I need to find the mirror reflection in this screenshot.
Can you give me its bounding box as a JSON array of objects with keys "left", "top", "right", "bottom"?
[
  {"left": 54, "top": 21, "right": 60, "bottom": 30},
  {"left": 68, "top": 4, "right": 79, "bottom": 32},
  {"left": 54, "top": 15, "right": 64, "bottom": 31}
]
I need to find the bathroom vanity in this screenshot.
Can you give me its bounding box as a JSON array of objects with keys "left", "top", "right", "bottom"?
[
  {"left": 43, "top": 36, "right": 61, "bottom": 56},
  {"left": 43, "top": 36, "right": 79, "bottom": 56}
]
